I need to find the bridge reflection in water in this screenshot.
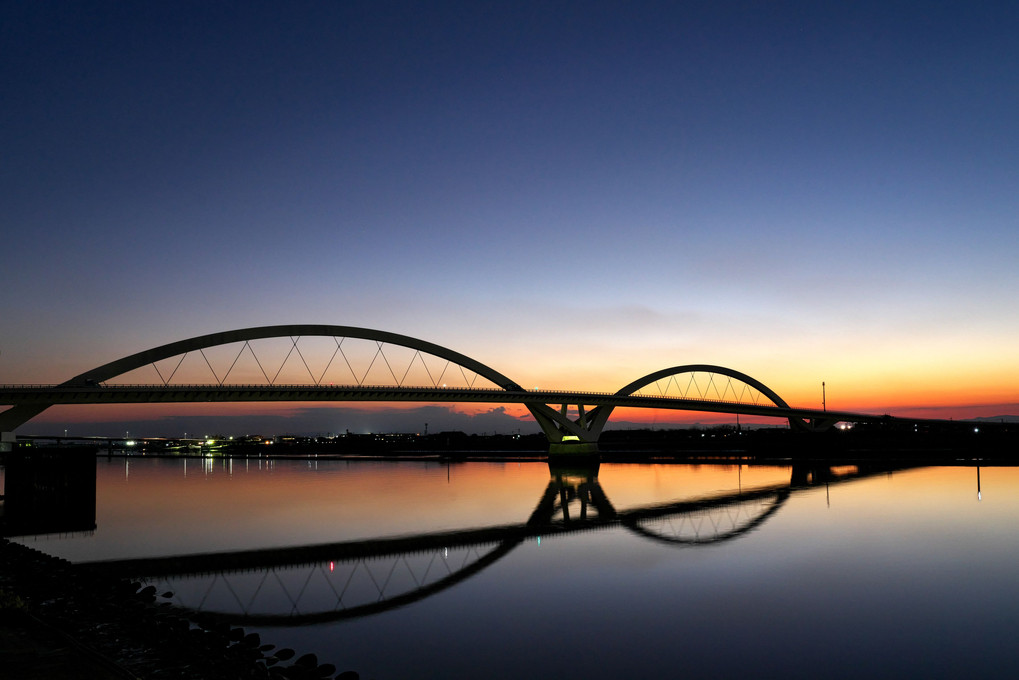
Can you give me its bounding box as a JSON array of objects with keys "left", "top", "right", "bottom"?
[{"left": 85, "top": 462, "right": 906, "bottom": 626}]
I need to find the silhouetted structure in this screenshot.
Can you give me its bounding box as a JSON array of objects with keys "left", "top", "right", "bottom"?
[
  {"left": 1, "top": 325, "right": 997, "bottom": 455},
  {"left": 1, "top": 447, "right": 96, "bottom": 536}
]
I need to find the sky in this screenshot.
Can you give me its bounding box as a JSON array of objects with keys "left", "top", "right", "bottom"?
[{"left": 3, "top": 1, "right": 1018, "bottom": 436}]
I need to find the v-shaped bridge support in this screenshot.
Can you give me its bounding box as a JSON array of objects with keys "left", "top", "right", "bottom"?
[{"left": 526, "top": 402, "right": 608, "bottom": 446}]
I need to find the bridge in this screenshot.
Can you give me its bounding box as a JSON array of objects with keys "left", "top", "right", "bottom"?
[
  {"left": 0, "top": 324, "right": 921, "bottom": 453},
  {"left": 83, "top": 461, "right": 901, "bottom": 626}
]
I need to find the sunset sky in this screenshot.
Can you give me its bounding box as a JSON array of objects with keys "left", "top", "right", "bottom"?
[{"left": 3, "top": 1, "right": 1017, "bottom": 435}]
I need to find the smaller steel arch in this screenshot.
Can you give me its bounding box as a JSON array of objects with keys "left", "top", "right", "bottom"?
[
  {"left": 621, "top": 490, "right": 789, "bottom": 546},
  {"left": 613, "top": 364, "right": 790, "bottom": 407},
  {"left": 583, "top": 364, "right": 791, "bottom": 438}
]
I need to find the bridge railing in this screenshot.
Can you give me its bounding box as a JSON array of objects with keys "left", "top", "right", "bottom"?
[{"left": 3, "top": 383, "right": 794, "bottom": 409}]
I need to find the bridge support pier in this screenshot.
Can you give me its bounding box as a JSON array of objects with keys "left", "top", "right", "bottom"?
[
  {"left": 1, "top": 446, "right": 97, "bottom": 536},
  {"left": 548, "top": 439, "right": 600, "bottom": 458},
  {"left": 527, "top": 403, "right": 605, "bottom": 462}
]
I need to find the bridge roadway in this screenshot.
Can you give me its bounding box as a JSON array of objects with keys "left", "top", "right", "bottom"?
[{"left": 0, "top": 383, "right": 889, "bottom": 425}]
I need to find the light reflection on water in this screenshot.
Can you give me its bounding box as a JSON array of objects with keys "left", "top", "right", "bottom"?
[{"left": 12, "top": 458, "right": 1019, "bottom": 679}]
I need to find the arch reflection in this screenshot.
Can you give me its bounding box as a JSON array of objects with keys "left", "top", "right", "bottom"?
[{"left": 87, "top": 461, "right": 912, "bottom": 626}]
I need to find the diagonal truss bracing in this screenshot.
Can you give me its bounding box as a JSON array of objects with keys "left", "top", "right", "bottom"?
[{"left": 82, "top": 329, "right": 515, "bottom": 393}]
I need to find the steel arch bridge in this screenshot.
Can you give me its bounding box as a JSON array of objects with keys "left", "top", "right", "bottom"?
[{"left": 1, "top": 324, "right": 869, "bottom": 445}]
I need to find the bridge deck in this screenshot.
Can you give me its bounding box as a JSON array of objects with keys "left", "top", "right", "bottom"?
[{"left": 1, "top": 384, "right": 889, "bottom": 423}]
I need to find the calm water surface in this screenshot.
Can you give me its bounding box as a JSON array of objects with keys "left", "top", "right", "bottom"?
[{"left": 13, "top": 457, "right": 1019, "bottom": 679}]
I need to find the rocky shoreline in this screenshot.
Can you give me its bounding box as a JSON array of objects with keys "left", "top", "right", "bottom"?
[{"left": 0, "top": 539, "right": 358, "bottom": 679}]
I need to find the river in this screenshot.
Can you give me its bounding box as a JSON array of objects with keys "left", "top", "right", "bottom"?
[{"left": 9, "top": 456, "right": 1019, "bottom": 679}]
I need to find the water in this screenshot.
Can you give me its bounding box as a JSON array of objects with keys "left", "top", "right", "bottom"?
[{"left": 11, "top": 457, "right": 1019, "bottom": 679}]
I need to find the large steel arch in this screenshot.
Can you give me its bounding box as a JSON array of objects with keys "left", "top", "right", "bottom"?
[
  {"left": 584, "top": 364, "right": 792, "bottom": 439},
  {"left": 0, "top": 325, "right": 524, "bottom": 431},
  {"left": 152, "top": 538, "right": 524, "bottom": 628}
]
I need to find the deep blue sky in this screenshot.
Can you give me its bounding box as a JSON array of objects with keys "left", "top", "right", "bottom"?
[{"left": 3, "top": 1, "right": 1018, "bottom": 434}]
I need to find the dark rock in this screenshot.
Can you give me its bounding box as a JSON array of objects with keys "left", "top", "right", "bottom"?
[
  {"left": 295, "top": 652, "right": 319, "bottom": 668},
  {"left": 1, "top": 537, "right": 347, "bottom": 680}
]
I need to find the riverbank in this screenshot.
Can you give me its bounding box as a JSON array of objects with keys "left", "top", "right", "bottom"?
[
  {"left": 0, "top": 539, "right": 358, "bottom": 679},
  {"left": 22, "top": 421, "right": 1012, "bottom": 461}
]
